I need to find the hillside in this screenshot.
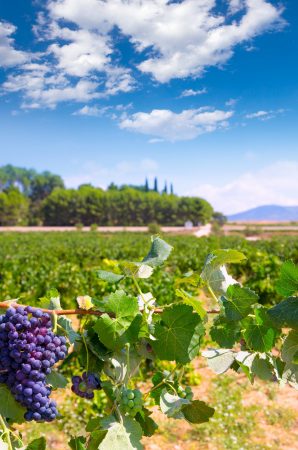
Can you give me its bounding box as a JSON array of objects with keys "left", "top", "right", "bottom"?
[{"left": 228, "top": 205, "right": 298, "bottom": 222}]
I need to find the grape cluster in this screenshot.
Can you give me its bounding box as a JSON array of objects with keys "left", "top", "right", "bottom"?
[
  {"left": 0, "top": 306, "right": 67, "bottom": 422},
  {"left": 120, "top": 388, "right": 143, "bottom": 417},
  {"left": 178, "top": 386, "right": 193, "bottom": 401},
  {"left": 71, "top": 372, "right": 102, "bottom": 399}
]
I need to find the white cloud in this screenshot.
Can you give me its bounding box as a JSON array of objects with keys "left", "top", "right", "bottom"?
[
  {"left": 72, "top": 105, "right": 107, "bottom": 117},
  {"left": 180, "top": 88, "right": 207, "bottom": 98},
  {"left": 3, "top": 64, "right": 100, "bottom": 109},
  {"left": 119, "top": 107, "right": 233, "bottom": 141},
  {"left": 0, "top": 21, "right": 29, "bottom": 67},
  {"left": 228, "top": 0, "right": 245, "bottom": 14},
  {"left": 245, "top": 109, "right": 285, "bottom": 120},
  {"left": 48, "top": 26, "right": 111, "bottom": 77},
  {"left": 226, "top": 98, "right": 239, "bottom": 107},
  {"left": 47, "top": 0, "right": 283, "bottom": 82},
  {"left": 1, "top": 1, "right": 285, "bottom": 109},
  {"left": 189, "top": 161, "right": 298, "bottom": 214}
]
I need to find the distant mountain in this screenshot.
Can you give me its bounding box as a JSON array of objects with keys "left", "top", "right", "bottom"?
[{"left": 228, "top": 205, "right": 298, "bottom": 222}]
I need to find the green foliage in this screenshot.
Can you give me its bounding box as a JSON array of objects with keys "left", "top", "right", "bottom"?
[
  {"left": 147, "top": 223, "right": 161, "bottom": 234},
  {"left": 25, "top": 437, "right": 46, "bottom": 450},
  {"left": 0, "top": 233, "right": 297, "bottom": 308},
  {"left": 182, "top": 400, "right": 215, "bottom": 424},
  {"left": 0, "top": 384, "right": 26, "bottom": 422},
  {"left": 268, "top": 296, "right": 298, "bottom": 329},
  {"left": 151, "top": 304, "right": 201, "bottom": 363},
  {"left": 221, "top": 285, "right": 258, "bottom": 321},
  {"left": 1, "top": 236, "right": 298, "bottom": 450},
  {"left": 243, "top": 308, "right": 278, "bottom": 352},
  {"left": 0, "top": 187, "right": 29, "bottom": 225},
  {"left": 276, "top": 260, "right": 298, "bottom": 296}
]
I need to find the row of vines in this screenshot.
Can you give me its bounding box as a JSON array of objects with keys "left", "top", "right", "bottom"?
[
  {"left": 0, "top": 234, "right": 297, "bottom": 449},
  {"left": 1, "top": 233, "right": 298, "bottom": 307}
]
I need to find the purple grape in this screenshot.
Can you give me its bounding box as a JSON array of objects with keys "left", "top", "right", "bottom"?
[
  {"left": 0, "top": 306, "right": 68, "bottom": 422},
  {"left": 71, "top": 372, "right": 102, "bottom": 399}
]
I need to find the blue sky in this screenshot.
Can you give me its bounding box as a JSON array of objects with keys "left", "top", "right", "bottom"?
[{"left": 0, "top": 0, "right": 297, "bottom": 214}]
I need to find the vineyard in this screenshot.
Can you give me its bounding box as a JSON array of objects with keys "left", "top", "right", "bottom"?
[{"left": 0, "top": 233, "right": 298, "bottom": 449}]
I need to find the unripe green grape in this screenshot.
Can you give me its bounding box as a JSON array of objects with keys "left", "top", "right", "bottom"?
[
  {"left": 128, "top": 400, "right": 134, "bottom": 408},
  {"left": 134, "top": 390, "right": 142, "bottom": 399},
  {"left": 185, "top": 386, "right": 192, "bottom": 394},
  {"left": 127, "top": 391, "right": 135, "bottom": 400}
]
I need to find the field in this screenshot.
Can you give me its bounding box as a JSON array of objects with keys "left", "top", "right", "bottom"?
[
  {"left": 0, "top": 232, "right": 298, "bottom": 449},
  {"left": 1, "top": 232, "right": 298, "bottom": 307}
]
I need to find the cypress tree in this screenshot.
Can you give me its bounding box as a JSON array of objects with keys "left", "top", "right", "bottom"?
[
  {"left": 154, "top": 177, "right": 158, "bottom": 192},
  {"left": 145, "top": 178, "right": 149, "bottom": 192}
]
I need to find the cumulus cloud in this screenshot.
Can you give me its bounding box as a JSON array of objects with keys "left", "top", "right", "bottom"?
[
  {"left": 180, "top": 88, "right": 207, "bottom": 98},
  {"left": 0, "top": 21, "right": 28, "bottom": 67},
  {"left": 0, "top": 1, "right": 285, "bottom": 108},
  {"left": 47, "top": 0, "right": 283, "bottom": 82},
  {"left": 72, "top": 105, "right": 107, "bottom": 117},
  {"left": 189, "top": 161, "right": 298, "bottom": 214},
  {"left": 3, "top": 63, "right": 100, "bottom": 109},
  {"left": 48, "top": 27, "right": 111, "bottom": 77},
  {"left": 119, "top": 107, "right": 233, "bottom": 141},
  {"left": 245, "top": 109, "right": 285, "bottom": 120}
]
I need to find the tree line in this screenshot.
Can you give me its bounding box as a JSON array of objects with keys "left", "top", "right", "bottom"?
[{"left": 0, "top": 165, "right": 215, "bottom": 226}]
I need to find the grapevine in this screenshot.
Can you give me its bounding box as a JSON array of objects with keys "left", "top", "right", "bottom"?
[{"left": 0, "top": 236, "right": 297, "bottom": 450}]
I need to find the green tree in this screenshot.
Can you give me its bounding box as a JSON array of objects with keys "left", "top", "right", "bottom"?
[{"left": 0, "top": 187, "right": 29, "bottom": 225}]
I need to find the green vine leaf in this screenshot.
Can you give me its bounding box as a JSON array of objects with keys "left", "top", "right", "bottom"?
[
  {"left": 201, "top": 250, "right": 246, "bottom": 296},
  {"left": 57, "top": 315, "right": 80, "bottom": 344},
  {"left": 135, "top": 408, "right": 158, "bottom": 437},
  {"left": 93, "top": 290, "right": 141, "bottom": 351},
  {"left": 98, "top": 416, "right": 143, "bottom": 449},
  {"left": 202, "top": 349, "right": 235, "bottom": 374},
  {"left": 222, "top": 285, "right": 259, "bottom": 321},
  {"left": 151, "top": 304, "right": 200, "bottom": 363},
  {"left": 160, "top": 389, "right": 190, "bottom": 419},
  {"left": 68, "top": 436, "right": 86, "bottom": 450},
  {"left": 206, "top": 249, "right": 247, "bottom": 267},
  {"left": 182, "top": 400, "right": 215, "bottom": 424},
  {"left": 0, "top": 384, "right": 26, "bottom": 422},
  {"left": 276, "top": 261, "right": 298, "bottom": 297},
  {"left": 25, "top": 437, "right": 47, "bottom": 450},
  {"left": 176, "top": 288, "right": 206, "bottom": 319},
  {"left": 141, "top": 236, "right": 173, "bottom": 267},
  {"left": 210, "top": 316, "right": 240, "bottom": 348},
  {"left": 97, "top": 270, "right": 125, "bottom": 284},
  {"left": 39, "top": 288, "right": 61, "bottom": 310},
  {"left": 46, "top": 370, "right": 68, "bottom": 389},
  {"left": 281, "top": 330, "right": 298, "bottom": 363},
  {"left": 282, "top": 362, "right": 298, "bottom": 389},
  {"left": 243, "top": 308, "right": 278, "bottom": 352},
  {"left": 268, "top": 296, "right": 298, "bottom": 330}
]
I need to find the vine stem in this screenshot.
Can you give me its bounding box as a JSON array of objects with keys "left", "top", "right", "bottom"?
[
  {"left": 207, "top": 285, "right": 219, "bottom": 303},
  {"left": 0, "top": 301, "right": 219, "bottom": 316},
  {"left": 0, "top": 415, "right": 13, "bottom": 450},
  {"left": 144, "top": 365, "right": 178, "bottom": 400}
]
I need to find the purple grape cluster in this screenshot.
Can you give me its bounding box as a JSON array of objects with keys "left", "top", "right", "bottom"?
[
  {"left": 0, "top": 306, "right": 67, "bottom": 422},
  {"left": 71, "top": 372, "right": 101, "bottom": 399}
]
